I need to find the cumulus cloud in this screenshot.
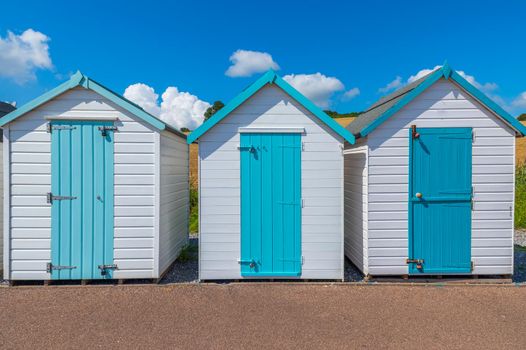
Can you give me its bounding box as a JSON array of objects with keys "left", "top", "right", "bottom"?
[
  {"left": 283, "top": 73, "right": 345, "bottom": 108},
  {"left": 343, "top": 87, "right": 360, "bottom": 100},
  {"left": 378, "top": 76, "right": 403, "bottom": 93},
  {"left": 124, "top": 83, "right": 210, "bottom": 130},
  {"left": 225, "top": 49, "right": 279, "bottom": 77},
  {"left": 512, "top": 92, "right": 526, "bottom": 109},
  {"left": 407, "top": 65, "right": 498, "bottom": 93},
  {"left": 0, "top": 29, "right": 53, "bottom": 84},
  {"left": 407, "top": 66, "right": 441, "bottom": 83}
]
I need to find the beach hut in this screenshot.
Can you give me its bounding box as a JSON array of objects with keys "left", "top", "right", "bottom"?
[
  {"left": 0, "top": 102, "right": 16, "bottom": 274},
  {"left": 188, "top": 70, "right": 355, "bottom": 280},
  {"left": 344, "top": 63, "right": 526, "bottom": 277},
  {"left": 1, "top": 72, "right": 189, "bottom": 282}
]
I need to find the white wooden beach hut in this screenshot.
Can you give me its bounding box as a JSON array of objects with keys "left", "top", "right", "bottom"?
[
  {"left": 344, "top": 63, "right": 526, "bottom": 278},
  {"left": 1, "top": 72, "right": 189, "bottom": 282},
  {"left": 188, "top": 70, "right": 356, "bottom": 280},
  {"left": 0, "top": 102, "right": 16, "bottom": 274}
]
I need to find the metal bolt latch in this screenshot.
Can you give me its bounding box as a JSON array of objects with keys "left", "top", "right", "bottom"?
[
  {"left": 98, "top": 264, "right": 118, "bottom": 276},
  {"left": 98, "top": 126, "right": 118, "bottom": 137},
  {"left": 406, "top": 258, "right": 424, "bottom": 270}
]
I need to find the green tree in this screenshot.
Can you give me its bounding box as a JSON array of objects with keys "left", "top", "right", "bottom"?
[
  {"left": 518, "top": 114, "right": 526, "bottom": 121},
  {"left": 204, "top": 101, "right": 225, "bottom": 120},
  {"left": 324, "top": 110, "right": 362, "bottom": 118}
]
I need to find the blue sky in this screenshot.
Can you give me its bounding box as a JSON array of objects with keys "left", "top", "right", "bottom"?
[{"left": 1, "top": 0, "right": 526, "bottom": 129}]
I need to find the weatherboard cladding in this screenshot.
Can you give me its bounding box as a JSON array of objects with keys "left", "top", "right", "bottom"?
[
  {"left": 4, "top": 86, "right": 187, "bottom": 280},
  {"left": 199, "top": 84, "right": 345, "bottom": 280},
  {"left": 187, "top": 69, "right": 355, "bottom": 144},
  {"left": 0, "top": 71, "right": 186, "bottom": 139},
  {"left": 347, "top": 65, "right": 526, "bottom": 138},
  {"left": 343, "top": 78, "right": 516, "bottom": 276}
]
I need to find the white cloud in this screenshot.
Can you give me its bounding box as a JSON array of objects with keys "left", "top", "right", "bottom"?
[
  {"left": 408, "top": 65, "right": 498, "bottom": 93},
  {"left": 456, "top": 70, "right": 498, "bottom": 93},
  {"left": 124, "top": 83, "right": 210, "bottom": 130},
  {"left": 225, "top": 49, "right": 279, "bottom": 77},
  {"left": 283, "top": 73, "right": 345, "bottom": 108},
  {"left": 512, "top": 92, "right": 526, "bottom": 109},
  {"left": 343, "top": 87, "right": 360, "bottom": 100},
  {"left": 407, "top": 66, "right": 442, "bottom": 83},
  {"left": 0, "top": 29, "right": 53, "bottom": 84},
  {"left": 378, "top": 76, "right": 402, "bottom": 93}
]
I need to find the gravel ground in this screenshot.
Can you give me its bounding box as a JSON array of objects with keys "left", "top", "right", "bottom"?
[
  {"left": 159, "top": 237, "right": 198, "bottom": 284},
  {"left": 1, "top": 284, "right": 526, "bottom": 349},
  {"left": 344, "top": 259, "right": 364, "bottom": 282}
]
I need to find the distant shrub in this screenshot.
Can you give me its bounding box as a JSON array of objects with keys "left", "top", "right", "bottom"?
[{"left": 516, "top": 164, "right": 526, "bottom": 229}]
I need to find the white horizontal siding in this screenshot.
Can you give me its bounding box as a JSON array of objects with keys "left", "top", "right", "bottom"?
[
  {"left": 365, "top": 78, "right": 515, "bottom": 276},
  {"left": 199, "top": 85, "right": 344, "bottom": 280},
  {"left": 343, "top": 144, "right": 368, "bottom": 274},
  {"left": 158, "top": 130, "right": 189, "bottom": 275},
  {"left": 8, "top": 87, "right": 159, "bottom": 280}
]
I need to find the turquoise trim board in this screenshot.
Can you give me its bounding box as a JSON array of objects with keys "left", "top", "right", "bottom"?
[
  {"left": 51, "top": 120, "right": 115, "bottom": 279},
  {"left": 408, "top": 127, "right": 472, "bottom": 274},
  {"left": 358, "top": 63, "right": 526, "bottom": 138},
  {"left": 0, "top": 71, "right": 186, "bottom": 138},
  {"left": 187, "top": 69, "right": 355, "bottom": 144},
  {"left": 240, "top": 133, "right": 302, "bottom": 277}
]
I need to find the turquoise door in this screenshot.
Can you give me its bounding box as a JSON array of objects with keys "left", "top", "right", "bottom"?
[
  {"left": 240, "top": 133, "right": 302, "bottom": 277},
  {"left": 409, "top": 127, "right": 472, "bottom": 274},
  {"left": 50, "top": 121, "right": 115, "bottom": 279}
]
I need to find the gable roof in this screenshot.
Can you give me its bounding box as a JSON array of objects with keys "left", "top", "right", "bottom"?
[
  {"left": 347, "top": 63, "right": 526, "bottom": 138},
  {"left": 0, "top": 71, "right": 186, "bottom": 138},
  {"left": 186, "top": 70, "right": 355, "bottom": 144},
  {"left": 0, "top": 102, "right": 16, "bottom": 116}
]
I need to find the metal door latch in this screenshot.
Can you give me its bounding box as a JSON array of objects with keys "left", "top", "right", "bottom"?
[
  {"left": 411, "top": 125, "right": 420, "bottom": 139},
  {"left": 238, "top": 259, "right": 258, "bottom": 268},
  {"left": 47, "top": 192, "right": 77, "bottom": 204},
  {"left": 46, "top": 263, "right": 77, "bottom": 273},
  {"left": 98, "top": 264, "right": 118, "bottom": 276},
  {"left": 238, "top": 146, "right": 256, "bottom": 153},
  {"left": 98, "top": 126, "right": 118, "bottom": 136},
  {"left": 406, "top": 258, "right": 424, "bottom": 269}
]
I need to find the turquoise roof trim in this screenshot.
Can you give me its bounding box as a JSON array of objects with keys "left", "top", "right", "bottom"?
[
  {"left": 186, "top": 70, "right": 355, "bottom": 144},
  {"left": 358, "top": 63, "right": 526, "bottom": 137},
  {"left": 0, "top": 71, "right": 187, "bottom": 138}
]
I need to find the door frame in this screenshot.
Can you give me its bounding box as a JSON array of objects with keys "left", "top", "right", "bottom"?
[
  {"left": 50, "top": 120, "right": 115, "bottom": 280},
  {"left": 407, "top": 126, "right": 473, "bottom": 275},
  {"left": 239, "top": 130, "right": 302, "bottom": 277}
]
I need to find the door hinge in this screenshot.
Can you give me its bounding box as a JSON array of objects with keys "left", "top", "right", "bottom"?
[
  {"left": 46, "top": 123, "right": 77, "bottom": 133},
  {"left": 472, "top": 130, "right": 475, "bottom": 143},
  {"left": 301, "top": 142, "right": 305, "bottom": 151},
  {"left": 301, "top": 198, "right": 305, "bottom": 208},
  {"left": 98, "top": 126, "right": 118, "bottom": 136},
  {"left": 302, "top": 256, "right": 305, "bottom": 265},
  {"left": 46, "top": 262, "right": 77, "bottom": 273},
  {"left": 471, "top": 261, "right": 474, "bottom": 272},
  {"left": 46, "top": 192, "right": 77, "bottom": 204},
  {"left": 98, "top": 264, "right": 118, "bottom": 276}
]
